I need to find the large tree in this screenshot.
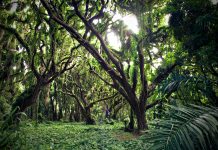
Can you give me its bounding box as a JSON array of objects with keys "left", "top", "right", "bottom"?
[
  {"left": 62, "top": 63, "right": 118, "bottom": 124},
  {"left": 0, "top": 1, "right": 77, "bottom": 117},
  {"left": 38, "top": 0, "right": 178, "bottom": 130}
]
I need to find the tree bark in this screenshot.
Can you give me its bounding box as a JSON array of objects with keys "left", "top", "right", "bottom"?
[
  {"left": 84, "top": 107, "right": 95, "bottom": 125},
  {"left": 74, "top": 102, "right": 81, "bottom": 122},
  {"left": 10, "top": 82, "right": 42, "bottom": 123},
  {"left": 128, "top": 108, "right": 134, "bottom": 131},
  {"left": 12, "top": 83, "right": 42, "bottom": 112},
  {"left": 69, "top": 107, "right": 74, "bottom": 122},
  {"left": 111, "top": 103, "right": 123, "bottom": 120},
  {"left": 135, "top": 108, "right": 148, "bottom": 131}
]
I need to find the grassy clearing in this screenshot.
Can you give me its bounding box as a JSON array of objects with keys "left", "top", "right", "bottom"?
[{"left": 12, "top": 122, "right": 147, "bottom": 150}]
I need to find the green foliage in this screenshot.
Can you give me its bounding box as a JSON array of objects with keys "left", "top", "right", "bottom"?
[
  {"left": 0, "top": 128, "right": 24, "bottom": 150},
  {"left": 0, "top": 107, "right": 27, "bottom": 149},
  {"left": 167, "top": 0, "right": 218, "bottom": 65},
  {"left": 142, "top": 105, "right": 218, "bottom": 150},
  {"left": 6, "top": 122, "right": 147, "bottom": 150},
  {"left": 0, "top": 96, "right": 11, "bottom": 119},
  {"left": 159, "top": 69, "right": 217, "bottom": 106},
  {"left": 0, "top": 1, "right": 217, "bottom": 149}
]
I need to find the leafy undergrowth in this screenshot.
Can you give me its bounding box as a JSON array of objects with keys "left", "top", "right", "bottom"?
[{"left": 13, "top": 122, "right": 147, "bottom": 150}]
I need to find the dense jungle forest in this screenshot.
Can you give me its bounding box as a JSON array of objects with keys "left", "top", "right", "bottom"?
[{"left": 0, "top": 0, "right": 218, "bottom": 149}]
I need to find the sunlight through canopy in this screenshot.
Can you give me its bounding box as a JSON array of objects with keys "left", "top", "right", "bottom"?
[{"left": 107, "top": 13, "right": 139, "bottom": 50}]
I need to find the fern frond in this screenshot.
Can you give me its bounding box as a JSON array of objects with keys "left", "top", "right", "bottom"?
[{"left": 142, "top": 105, "right": 218, "bottom": 150}]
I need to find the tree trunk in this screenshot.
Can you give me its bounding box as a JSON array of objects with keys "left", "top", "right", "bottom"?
[
  {"left": 69, "top": 107, "right": 74, "bottom": 122},
  {"left": 85, "top": 115, "right": 95, "bottom": 125},
  {"left": 135, "top": 108, "right": 148, "bottom": 131},
  {"left": 12, "top": 83, "right": 42, "bottom": 112},
  {"left": 50, "top": 97, "right": 57, "bottom": 121},
  {"left": 110, "top": 100, "right": 123, "bottom": 120},
  {"left": 58, "top": 107, "right": 63, "bottom": 120},
  {"left": 85, "top": 107, "right": 95, "bottom": 125},
  {"left": 128, "top": 108, "right": 134, "bottom": 130},
  {"left": 9, "top": 82, "right": 42, "bottom": 124},
  {"left": 124, "top": 94, "right": 148, "bottom": 131},
  {"left": 111, "top": 106, "right": 121, "bottom": 120},
  {"left": 44, "top": 83, "right": 50, "bottom": 107},
  {"left": 43, "top": 83, "right": 50, "bottom": 118},
  {"left": 74, "top": 103, "right": 81, "bottom": 122}
]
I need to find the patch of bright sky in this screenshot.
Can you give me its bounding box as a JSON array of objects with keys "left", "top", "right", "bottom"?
[
  {"left": 122, "top": 61, "right": 128, "bottom": 69},
  {"left": 106, "top": 12, "right": 139, "bottom": 49},
  {"left": 13, "top": 65, "right": 17, "bottom": 70},
  {"left": 153, "top": 58, "right": 163, "bottom": 68},
  {"left": 93, "top": 19, "right": 102, "bottom": 25},
  {"left": 151, "top": 47, "right": 159, "bottom": 54},
  {"left": 107, "top": 31, "right": 121, "bottom": 49},
  {"left": 122, "top": 61, "right": 134, "bottom": 70},
  {"left": 112, "top": 13, "right": 139, "bottom": 34},
  {"left": 164, "top": 14, "right": 171, "bottom": 26},
  {"left": 106, "top": 10, "right": 163, "bottom": 68},
  {"left": 211, "top": 0, "right": 218, "bottom": 5},
  {"left": 9, "top": 0, "right": 18, "bottom": 14}
]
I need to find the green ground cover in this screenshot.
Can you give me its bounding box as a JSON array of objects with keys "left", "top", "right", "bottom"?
[{"left": 11, "top": 122, "right": 147, "bottom": 150}]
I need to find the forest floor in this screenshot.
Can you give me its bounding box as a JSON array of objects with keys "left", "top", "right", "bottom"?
[{"left": 11, "top": 122, "right": 148, "bottom": 150}]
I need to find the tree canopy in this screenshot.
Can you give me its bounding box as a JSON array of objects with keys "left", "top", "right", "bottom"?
[{"left": 0, "top": 0, "right": 218, "bottom": 149}]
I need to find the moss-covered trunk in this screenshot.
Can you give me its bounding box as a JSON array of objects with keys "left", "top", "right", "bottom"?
[{"left": 12, "top": 83, "right": 42, "bottom": 112}]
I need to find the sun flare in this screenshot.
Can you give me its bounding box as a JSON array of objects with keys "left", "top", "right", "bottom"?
[
  {"left": 107, "top": 13, "right": 139, "bottom": 50},
  {"left": 106, "top": 31, "right": 121, "bottom": 50},
  {"left": 112, "top": 13, "right": 139, "bottom": 34}
]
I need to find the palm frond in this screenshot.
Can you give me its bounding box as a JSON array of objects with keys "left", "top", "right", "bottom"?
[{"left": 142, "top": 105, "right": 218, "bottom": 150}]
